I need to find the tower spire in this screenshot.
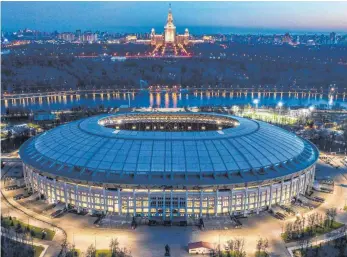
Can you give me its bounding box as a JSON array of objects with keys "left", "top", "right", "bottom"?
[{"left": 167, "top": 3, "right": 173, "bottom": 23}]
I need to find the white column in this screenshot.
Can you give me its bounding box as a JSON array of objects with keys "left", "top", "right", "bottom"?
[
  {"left": 64, "top": 182, "right": 68, "bottom": 208},
  {"left": 44, "top": 178, "right": 49, "bottom": 202},
  {"left": 133, "top": 189, "right": 136, "bottom": 215},
  {"left": 269, "top": 184, "right": 273, "bottom": 209},
  {"left": 214, "top": 190, "right": 218, "bottom": 216},
  {"left": 289, "top": 177, "right": 294, "bottom": 202},
  {"left": 280, "top": 179, "right": 284, "bottom": 204},
  {"left": 103, "top": 188, "right": 107, "bottom": 214},
  {"left": 200, "top": 190, "right": 203, "bottom": 217},
  {"left": 37, "top": 175, "right": 42, "bottom": 195},
  {"left": 185, "top": 190, "right": 188, "bottom": 218},
  {"left": 89, "top": 186, "right": 92, "bottom": 211},
  {"left": 256, "top": 186, "right": 261, "bottom": 214},
  {"left": 30, "top": 169, "right": 35, "bottom": 192},
  {"left": 243, "top": 187, "right": 248, "bottom": 216},
  {"left": 75, "top": 184, "right": 80, "bottom": 213},
  {"left": 230, "top": 188, "right": 233, "bottom": 214},
  {"left": 148, "top": 189, "right": 151, "bottom": 218},
  {"left": 53, "top": 179, "right": 57, "bottom": 203},
  {"left": 117, "top": 189, "right": 121, "bottom": 215},
  {"left": 163, "top": 190, "right": 166, "bottom": 220},
  {"left": 23, "top": 165, "right": 29, "bottom": 190},
  {"left": 170, "top": 190, "right": 173, "bottom": 219}
]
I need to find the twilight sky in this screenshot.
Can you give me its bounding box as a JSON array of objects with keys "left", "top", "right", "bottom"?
[{"left": 2, "top": 1, "right": 347, "bottom": 34}]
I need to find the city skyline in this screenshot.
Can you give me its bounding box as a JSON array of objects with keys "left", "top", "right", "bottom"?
[{"left": 2, "top": 1, "right": 347, "bottom": 34}]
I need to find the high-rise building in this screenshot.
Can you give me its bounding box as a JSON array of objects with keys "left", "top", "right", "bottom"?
[
  {"left": 75, "top": 29, "right": 82, "bottom": 41},
  {"left": 82, "top": 31, "right": 98, "bottom": 43},
  {"left": 57, "top": 32, "right": 75, "bottom": 42},
  {"left": 330, "top": 32, "right": 336, "bottom": 44},
  {"left": 164, "top": 4, "right": 176, "bottom": 43},
  {"left": 150, "top": 4, "right": 190, "bottom": 46}
]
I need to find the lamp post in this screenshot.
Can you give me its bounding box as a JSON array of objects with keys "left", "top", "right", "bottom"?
[
  {"left": 253, "top": 99, "right": 259, "bottom": 112},
  {"left": 277, "top": 101, "right": 283, "bottom": 125}
]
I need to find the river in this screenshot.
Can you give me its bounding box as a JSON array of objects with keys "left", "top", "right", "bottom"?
[{"left": 2, "top": 91, "right": 346, "bottom": 113}]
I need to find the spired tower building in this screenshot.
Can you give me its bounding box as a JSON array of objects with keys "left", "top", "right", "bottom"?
[
  {"left": 150, "top": 4, "right": 189, "bottom": 47},
  {"left": 164, "top": 4, "right": 176, "bottom": 44}
]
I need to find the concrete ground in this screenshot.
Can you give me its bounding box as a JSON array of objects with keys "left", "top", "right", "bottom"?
[{"left": 1, "top": 154, "right": 347, "bottom": 257}]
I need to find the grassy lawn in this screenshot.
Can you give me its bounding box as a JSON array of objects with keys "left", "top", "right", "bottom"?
[
  {"left": 255, "top": 251, "right": 269, "bottom": 257},
  {"left": 33, "top": 245, "right": 45, "bottom": 257},
  {"left": 282, "top": 221, "right": 344, "bottom": 243},
  {"left": 96, "top": 249, "right": 112, "bottom": 257},
  {"left": 1, "top": 217, "right": 56, "bottom": 241},
  {"left": 242, "top": 112, "right": 298, "bottom": 125},
  {"left": 27, "top": 123, "right": 41, "bottom": 129}
]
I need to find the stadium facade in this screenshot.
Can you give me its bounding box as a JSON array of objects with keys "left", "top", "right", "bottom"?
[{"left": 19, "top": 112, "right": 319, "bottom": 219}]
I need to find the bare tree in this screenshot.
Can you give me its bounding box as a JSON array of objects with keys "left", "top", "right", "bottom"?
[
  {"left": 308, "top": 214, "right": 316, "bottom": 235},
  {"left": 85, "top": 244, "right": 96, "bottom": 257},
  {"left": 256, "top": 238, "right": 263, "bottom": 255},
  {"left": 109, "top": 238, "right": 119, "bottom": 257},
  {"left": 262, "top": 238, "right": 269, "bottom": 256}
]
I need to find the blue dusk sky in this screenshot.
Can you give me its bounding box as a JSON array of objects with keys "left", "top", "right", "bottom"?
[{"left": 1, "top": 1, "right": 347, "bottom": 34}]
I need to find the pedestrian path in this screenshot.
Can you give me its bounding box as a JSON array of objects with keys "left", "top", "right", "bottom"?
[{"left": 286, "top": 225, "right": 347, "bottom": 257}]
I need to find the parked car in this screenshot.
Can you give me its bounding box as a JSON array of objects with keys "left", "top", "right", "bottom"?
[{"left": 13, "top": 194, "right": 24, "bottom": 200}]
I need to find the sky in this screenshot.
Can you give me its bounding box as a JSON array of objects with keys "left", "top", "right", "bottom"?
[{"left": 2, "top": 1, "right": 347, "bottom": 34}]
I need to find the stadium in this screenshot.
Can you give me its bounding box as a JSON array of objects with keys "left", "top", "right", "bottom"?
[{"left": 19, "top": 112, "right": 319, "bottom": 220}]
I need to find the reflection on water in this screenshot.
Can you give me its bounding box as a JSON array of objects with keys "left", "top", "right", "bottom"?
[{"left": 1, "top": 91, "right": 346, "bottom": 113}]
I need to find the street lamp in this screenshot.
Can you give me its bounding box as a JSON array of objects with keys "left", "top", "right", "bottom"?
[
  {"left": 277, "top": 101, "right": 283, "bottom": 117},
  {"left": 253, "top": 99, "right": 259, "bottom": 111}
]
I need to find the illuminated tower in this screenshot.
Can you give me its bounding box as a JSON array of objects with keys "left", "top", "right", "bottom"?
[{"left": 164, "top": 4, "right": 176, "bottom": 43}]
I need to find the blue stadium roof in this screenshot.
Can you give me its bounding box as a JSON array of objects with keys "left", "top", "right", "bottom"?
[{"left": 19, "top": 112, "right": 319, "bottom": 187}]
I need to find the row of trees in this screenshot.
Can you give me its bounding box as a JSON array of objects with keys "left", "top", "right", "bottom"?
[
  {"left": 283, "top": 208, "right": 338, "bottom": 241},
  {"left": 84, "top": 238, "right": 131, "bottom": 257},
  {"left": 1, "top": 215, "right": 46, "bottom": 239},
  {"left": 256, "top": 238, "right": 269, "bottom": 256},
  {"left": 295, "top": 226, "right": 347, "bottom": 257},
  {"left": 1, "top": 225, "right": 37, "bottom": 257},
  {"left": 61, "top": 237, "right": 132, "bottom": 257},
  {"left": 209, "top": 237, "right": 270, "bottom": 257}
]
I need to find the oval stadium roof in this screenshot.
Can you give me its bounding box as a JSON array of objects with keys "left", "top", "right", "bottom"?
[{"left": 19, "top": 113, "right": 319, "bottom": 187}]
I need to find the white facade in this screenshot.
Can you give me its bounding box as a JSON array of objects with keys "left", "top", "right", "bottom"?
[
  {"left": 23, "top": 164, "right": 315, "bottom": 218},
  {"left": 189, "top": 247, "right": 213, "bottom": 254}
]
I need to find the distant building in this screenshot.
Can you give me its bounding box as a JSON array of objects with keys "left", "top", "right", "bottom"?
[
  {"left": 330, "top": 32, "right": 337, "bottom": 44},
  {"left": 82, "top": 32, "right": 98, "bottom": 43},
  {"left": 203, "top": 35, "right": 213, "bottom": 42},
  {"left": 33, "top": 111, "right": 56, "bottom": 121},
  {"left": 150, "top": 4, "right": 190, "bottom": 46},
  {"left": 75, "top": 29, "right": 82, "bottom": 41},
  {"left": 188, "top": 242, "right": 215, "bottom": 254},
  {"left": 58, "top": 32, "right": 75, "bottom": 42},
  {"left": 125, "top": 35, "right": 137, "bottom": 43},
  {"left": 282, "top": 33, "right": 293, "bottom": 45}
]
